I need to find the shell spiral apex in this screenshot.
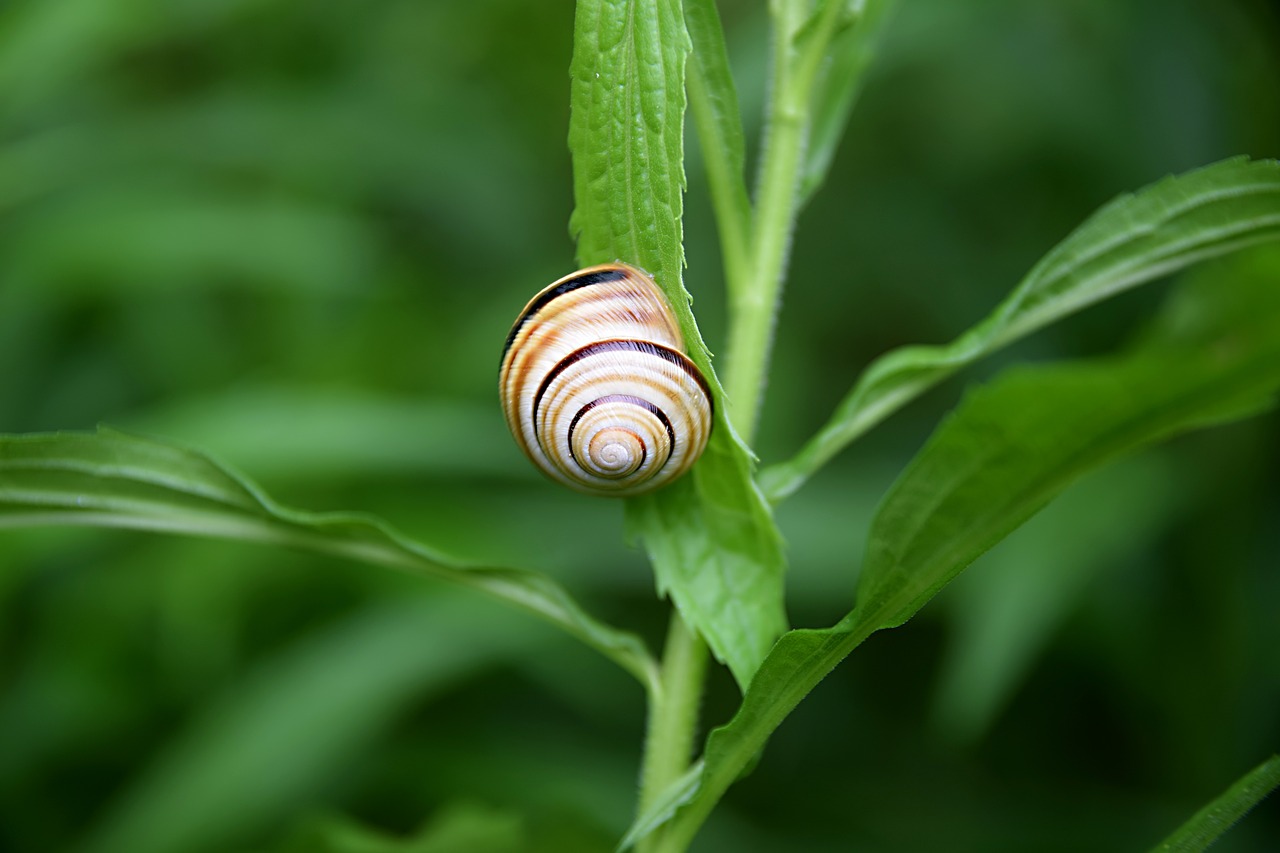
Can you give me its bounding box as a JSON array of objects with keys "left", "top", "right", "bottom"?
[{"left": 499, "top": 263, "right": 713, "bottom": 497}]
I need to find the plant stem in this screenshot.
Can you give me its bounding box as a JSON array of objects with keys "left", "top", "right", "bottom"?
[
  {"left": 635, "top": 4, "right": 856, "bottom": 851},
  {"left": 723, "top": 0, "right": 848, "bottom": 443},
  {"left": 637, "top": 611, "right": 708, "bottom": 852},
  {"left": 688, "top": 61, "right": 752, "bottom": 300},
  {"left": 685, "top": 0, "right": 753, "bottom": 302}
]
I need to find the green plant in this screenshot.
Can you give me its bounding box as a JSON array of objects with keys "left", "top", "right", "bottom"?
[{"left": 1, "top": 1, "right": 1278, "bottom": 851}]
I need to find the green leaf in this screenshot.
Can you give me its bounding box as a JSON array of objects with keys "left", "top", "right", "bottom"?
[
  {"left": 1149, "top": 755, "right": 1280, "bottom": 853},
  {"left": 625, "top": 420, "right": 787, "bottom": 689},
  {"left": 631, "top": 623, "right": 858, "bottom": 851},
  {"left": 1, "top": 184, "right": 375, "bottom": 295},
  {"left": 0, "top": 429, "right": 658, "bottom": 693},
  {"left": 79, "top": 595, "right": 539, "bottom": 853},
  {"left": 569, "top": 0, "right": 689, "bottom": 285},
  {"left": 569, "top": 0, "right": 787, "bottom": 688},
  {"left": 799, "top": 0, "right": 895, "bottom": 206},
  {"left": 931, "top": 454, "right": 1181, "bottom": 744},
  {"left": 266, "top": 804, "right": 523, "bottom": 853},
  {"left": 652, "top": 265, "right": 1280, "bottom": 848},
  {"left": 123, "top": 385, "right": 519, "bottom": 481},
  {"left": 852, "top": 271, "right": 1280, "bottom": 631},
  {"left": 762, "top": 157, "right": 1280, "bottom": 500}
]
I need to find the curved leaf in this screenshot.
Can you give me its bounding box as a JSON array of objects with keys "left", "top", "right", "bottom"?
[
  {"left": 0, "top": 429, "right": 658, "bottom": 693},
  {"left": 762, "top": 157, "right": 1280, "bottom": 500},
  {"left": 1149, "top": 755, "right": 1280, "bottom": 853},
  {"left": 266, "top": 804, "right": 524, "bottom": 853},
  {"left": 931, "top": 454, "right": 1181, "bottom": 743},
  {"left": 79, "top": 595, "right": 540, "bottom": 853},
  {"left": 648, "top": 262, "right": 1280, "bottom": 847}
]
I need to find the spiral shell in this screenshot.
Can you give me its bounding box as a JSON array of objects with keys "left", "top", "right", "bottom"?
[{"left": 499, "top": 263, "right": 713, "bottom": 497}]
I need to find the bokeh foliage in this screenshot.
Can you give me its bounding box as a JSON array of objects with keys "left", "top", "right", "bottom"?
[{"left": 1, "top": 0, "right": 1277, "bottom": 851}]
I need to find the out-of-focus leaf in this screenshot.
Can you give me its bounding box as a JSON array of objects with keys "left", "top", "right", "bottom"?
[
  {"left": 266, "top": 804, "right": 523, "bottom": 853},
  {"left": 1149, "top": 756, "right": 1280, "bottom": 853},
  {"left": 762, "top": 157, "right": 1280, "bottom": 500},
  {"left": 265, "top": 804, "right": 523, "bottom": 853},
  {"left": 0, "top": 0, "right": 273, "bottom": 123},
  {"left": 851, "top": 272, "right": 1280, "bottom": 631},
  {"left": 799, "top": 0, "right": 896, "bottom": 206},
  {"left": 413, "top": 728, "right": 636, "bottom": 837},
  {"left": 646, "top": 266, "right": 1280, "bottom": 847},
  {"left": 77, "top": 595, "right": 541, "bottom": 853},
  {"left": 0, "top": 92, "right": 542, "bottom": 246},
  {"left": 124, "top": 386, "right": 520, "bottom": 481},
  {"left": 0, "top": 429, "right": 658, "bottom": 692},
  {"left": 931, "top": 453, "right": 1180, "bottom": 743},
  {"left": 0, "top": 0, "right": 150, "bottom": 120},
  {"left": 1, "top": 184, "right": 374, "bottom": 294},
  {"left": 568, "top": 0, "right": 786, "bottom": 687}
]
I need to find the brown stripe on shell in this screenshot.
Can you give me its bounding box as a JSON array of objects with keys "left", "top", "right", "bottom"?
[
  {"left": 500, "top": 266, "right": 630, "bottom": 364},
  {"left": 531, "top": 339, "right": 710, "bottom": 444},
  {"left": 501, "top": 281, "right": 683, "bottom": 437},
  {"left": 541, "top": 365, "right": 694, "bottom": 462},
  {"left": 499, "top": 263, "right": 714, "bottom": 496}
]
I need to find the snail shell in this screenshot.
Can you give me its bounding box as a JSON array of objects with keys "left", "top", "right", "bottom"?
[{"left": 499, "top": 263, "right": 713, "bottom": 497}]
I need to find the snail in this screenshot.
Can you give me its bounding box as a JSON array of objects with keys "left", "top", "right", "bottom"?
[{"left": 499, "top": 263, "right": 713, "bottom": 496}]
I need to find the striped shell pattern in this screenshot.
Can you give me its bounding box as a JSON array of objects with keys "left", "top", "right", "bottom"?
[{"left": 499, "top": 263, "right": 713, "bottom": 497}]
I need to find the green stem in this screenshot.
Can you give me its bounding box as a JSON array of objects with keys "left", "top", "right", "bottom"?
[
  {"left": 723, "top": 0, "right": 848, "bottom": 442},
  {"left": 686, "top": 0, "right": 753, "bottom": 302},
  {"left": 688, "top": 59, "right": 752, "bottom": 298},
  {"left": 635, "top": 4, "right": 856, "bottom": 851},
  {"left": 637, "top": 611, "right": 709, "bottom": 853}
]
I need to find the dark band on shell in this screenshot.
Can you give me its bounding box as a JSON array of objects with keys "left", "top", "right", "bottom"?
[
  {"left": 567, "top": 394, "right": 675, "bottom": 465},
  {"left": 498, "top": 263, "right": 714, "bottom": 497},
  {"left": 500, "top": 266, "right": 630, "bottom": 363}
]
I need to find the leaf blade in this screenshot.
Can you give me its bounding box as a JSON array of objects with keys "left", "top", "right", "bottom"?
[
  {"left": 853, "top": 264, "right": 1280, "bottom": 631},
  {"left": 762, "top": 157, "right": 1280, "bottom": 500},
  {"left": 626, "top": 423, "right": 787, "bottom": 687},
  {"left": 78, "top": 595, "right": 541, "bottom": 853},
  {"left": 655, "top": 262, "right": 1280, "bottom": 846},
  {"left": 0, "top": 429, "right": 659, "bottom": 692},
  {"left": 1149, "top": 755, "right": 1280, "bottom": 853},
  {"left": 569, "top": 0, "right": 689, "bottom": 281}
]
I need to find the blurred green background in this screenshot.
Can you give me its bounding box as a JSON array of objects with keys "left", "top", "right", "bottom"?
[{"left": 2, "top": 0, "right": 1278, "bottom": 850}]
